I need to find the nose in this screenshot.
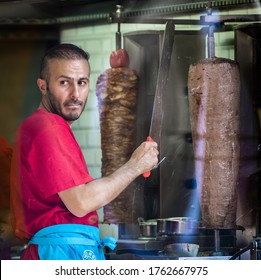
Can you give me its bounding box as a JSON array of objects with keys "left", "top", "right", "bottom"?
[{"left": 70, "top": 84, "right": 80, "bottom": 100}]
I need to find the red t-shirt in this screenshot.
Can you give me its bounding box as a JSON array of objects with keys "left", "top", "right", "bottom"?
[{"left": 10, "top": 109, "right": 98, "bottom": 241}]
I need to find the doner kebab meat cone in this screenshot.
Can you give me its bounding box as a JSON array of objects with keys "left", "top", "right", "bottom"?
[
  {"left": 96, "top": 49, "right": 139, "bottom": 223},
  {"left": 188, "top": 57, "right": 240, "bottom": 228}
]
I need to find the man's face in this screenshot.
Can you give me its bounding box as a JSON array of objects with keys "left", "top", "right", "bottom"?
[{"left": 42, "top": 58, "right": 90, "bottom": 122}]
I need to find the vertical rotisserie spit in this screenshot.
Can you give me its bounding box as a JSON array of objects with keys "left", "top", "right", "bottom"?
[
  {"left": 188, "top": 57, "right": 240, "bottom": 228},
  {"left": 96, "top": 60, "right": 138, "bottom": 224}
]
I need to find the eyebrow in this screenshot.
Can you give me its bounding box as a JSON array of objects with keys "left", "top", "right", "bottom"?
[{"left": 58, "top": 75, "right": 90, "bottom": 81}]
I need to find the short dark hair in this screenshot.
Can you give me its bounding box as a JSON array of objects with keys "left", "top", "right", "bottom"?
[{"left": 40, "top": 43, "right": 90, "bottom": 80}]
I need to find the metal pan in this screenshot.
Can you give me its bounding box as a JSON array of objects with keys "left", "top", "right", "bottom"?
[
  {"left": 164, "top": 243, "right": 199, "bottom": 257},
  {"left": 157, "top": 217, "right": 199, "bottom": 235},
  {"left": 138, "top": 217, "right": 157, "bottom": 238}
]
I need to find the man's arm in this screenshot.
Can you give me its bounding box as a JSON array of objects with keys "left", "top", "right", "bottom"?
[{"left": 58, "top": 140, "right": 158, "bottom": 217}]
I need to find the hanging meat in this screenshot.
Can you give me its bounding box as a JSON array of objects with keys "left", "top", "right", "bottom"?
[
  {"left": 96, "top": 49, "right": 139, "bottom": 224},
  {"left": 188, "top": 57, "right": 240, "bottom": 229}
]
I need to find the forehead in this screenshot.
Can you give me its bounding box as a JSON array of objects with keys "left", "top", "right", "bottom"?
[{"left": 47, "top": 58, "right": 90, "bottom": 78}]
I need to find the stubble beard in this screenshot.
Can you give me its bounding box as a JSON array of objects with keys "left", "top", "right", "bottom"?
[{"left": 46, "top": 87, "right": 87, "bottom": 122}]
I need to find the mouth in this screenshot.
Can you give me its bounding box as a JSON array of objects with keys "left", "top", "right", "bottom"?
[
  {"left": 67, "top": 104, "right": 81, "bottom": 108},
  {"left": 64, "top": 101, "right": 83, "bottom": 109}
]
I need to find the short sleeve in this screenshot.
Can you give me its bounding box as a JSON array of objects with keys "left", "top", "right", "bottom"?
[{"left": 28, "top": 124, "right": 93, "bottom": 198}]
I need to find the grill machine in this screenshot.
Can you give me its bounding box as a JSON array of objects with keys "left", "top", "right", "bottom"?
[{"left": 105, "top": 7, "right": 261, "bottom": 260}]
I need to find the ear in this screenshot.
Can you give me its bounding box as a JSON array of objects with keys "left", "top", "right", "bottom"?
[{"left": 37, "top": 78, "right": 47, "bottom": 95}]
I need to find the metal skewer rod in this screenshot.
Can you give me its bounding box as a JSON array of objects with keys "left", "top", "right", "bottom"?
[
  {"left": 115, "top": 5, "right": 123, "bottom": 49},
  {"left": 206, "top": 1, "right": 215, "bottom": 58},
  {"left": 208, "top": 24, "right": 215, "bottom": 58},
  {"left": 214, "top": 229, "right": 221, "bottom": 252}
]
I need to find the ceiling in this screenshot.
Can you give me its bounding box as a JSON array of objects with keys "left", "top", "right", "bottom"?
[
  {"left": 0, "top": 0, "right": 118, "bottom": 18},
  {"left": 0, "top": 0, "right": 259, "bottom": 26}
]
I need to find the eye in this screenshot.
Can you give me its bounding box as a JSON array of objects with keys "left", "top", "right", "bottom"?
[
  {"left": 60, "top": 80, "right": 69, "bottom": 86},
  {"left": 78, "top": 80, "right": 88, "bottom": 86}
]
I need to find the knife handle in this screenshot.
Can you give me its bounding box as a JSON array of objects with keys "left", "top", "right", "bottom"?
[{"left": 143, "top": 136, "right": 153, "bottom": 178}]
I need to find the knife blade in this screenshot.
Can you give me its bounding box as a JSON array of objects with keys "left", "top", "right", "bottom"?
[{"left": 143, "top": 20, "right": 175, "bottom": 178}]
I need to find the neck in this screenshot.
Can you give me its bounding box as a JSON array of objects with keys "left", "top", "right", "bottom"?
[
  {"left": 38, "top": 99, "right": 51, "bottom": 112},
  {"left": 38, "top": 102, "right": 74, "bottom": 127}
]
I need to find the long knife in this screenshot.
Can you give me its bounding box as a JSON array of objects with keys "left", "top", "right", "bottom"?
[{"left": 143, "top": 20, "right": 175, "bottom": 178}]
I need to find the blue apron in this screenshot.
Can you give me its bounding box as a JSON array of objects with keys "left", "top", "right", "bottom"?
[{"left": 28, "top": 224, "right": 117, "bottom": 260}]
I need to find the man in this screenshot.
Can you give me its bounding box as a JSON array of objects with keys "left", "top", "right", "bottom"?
[{"left": 10, "top": 43, "right": 159, "bottom": 260}]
